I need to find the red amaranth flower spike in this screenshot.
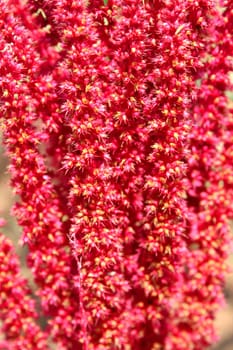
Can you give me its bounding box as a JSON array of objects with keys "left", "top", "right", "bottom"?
[
  {"left": 0, "top": 2, "right": 83, "bottom": 348},
  {"left": 0, "top": 234, "right": 48, "bottom": 349}
]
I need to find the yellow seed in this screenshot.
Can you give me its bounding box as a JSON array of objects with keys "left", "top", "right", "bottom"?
[{"left": 48, "top": 234, "right": 54, "bottom": 242}]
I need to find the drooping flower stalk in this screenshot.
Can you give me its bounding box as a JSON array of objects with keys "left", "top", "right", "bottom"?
[
  {"left": 180, "top": 3, "right": 233, "bottom": 348},
  {"left": 0, "top": 234, "right": 48, "bottom": 349},
  {"left": 0, "top": 2, "right": 82, "bottom": 348}
]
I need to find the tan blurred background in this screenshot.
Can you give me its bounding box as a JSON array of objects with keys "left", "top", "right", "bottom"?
[{"left": 0, "top": 138, "right": 232, "bottom": 349}]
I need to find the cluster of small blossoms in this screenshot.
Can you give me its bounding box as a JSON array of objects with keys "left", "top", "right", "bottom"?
[
  {"left": 0, "top": 233, "right": 47, "bottom": 349},
  {"left": 0, "top": 0, "right": 232, "bottom": 349},
  {"left": 182, "top": 3, "right": 233, "bottom": 348},
  {"left": 0, "top": 1, "right": 83, "bottom": 348}
]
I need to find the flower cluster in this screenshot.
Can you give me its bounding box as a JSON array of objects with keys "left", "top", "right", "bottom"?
[
  {"left": 0, "top": 233, "right": 47, "bottom": 349},
  {"left": 0, "top": 0, "right": 232, "bottom": 349}
]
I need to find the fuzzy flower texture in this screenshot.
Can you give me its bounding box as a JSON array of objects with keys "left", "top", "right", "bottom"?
[{"left": 0, "top": 0, "right": 233, "bottom": 349}]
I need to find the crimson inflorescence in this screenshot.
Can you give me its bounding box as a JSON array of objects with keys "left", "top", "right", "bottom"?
[{"left": 0, "top": 0, "right": 232, "bottom": 349}]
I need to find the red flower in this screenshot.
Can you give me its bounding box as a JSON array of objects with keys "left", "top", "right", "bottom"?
[
  {"left": 0, "top": 0, "right": 232, "bottom": 349},
  {"left": 0, "top": 234, "right": 47, "bottom": 349}
]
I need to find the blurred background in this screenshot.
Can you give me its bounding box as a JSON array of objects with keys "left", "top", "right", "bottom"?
[{"left": 0, "top": 137, "right": 232, "bottom": 349}]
